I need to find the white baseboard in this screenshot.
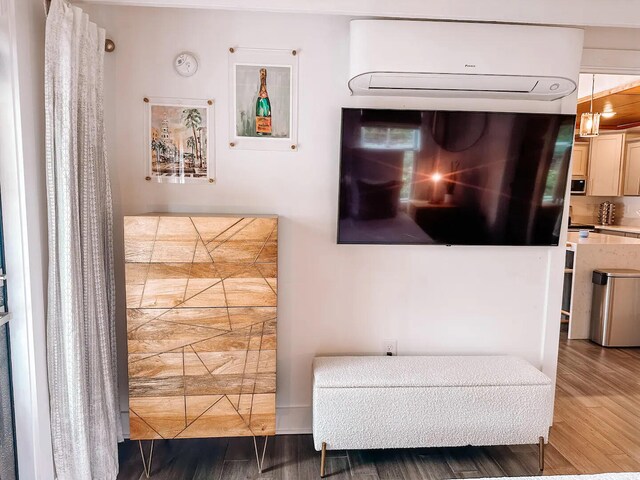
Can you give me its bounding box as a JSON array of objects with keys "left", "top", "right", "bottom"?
[
  {"left": 276, "top": 405, "right": 312, "bottom": 434},
  {"left": 119, "top": 405, "right": 312, "bottom": 440},
  {"left": 121, "top": 411, "right": 130, "bottom": 439}
]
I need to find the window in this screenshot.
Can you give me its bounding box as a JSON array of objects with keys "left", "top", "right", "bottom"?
[
  {"left": 360, "top": 127, "right": 420, "bottom": 201},
  {"left": 400, "top": 152, "right": 415, "bottom": 200},
  {"left": 360, "top": 127, "right": 420, "bottom": 150},
  {"left": 543, "top": 123, "right": 574, "bottom": 204}
]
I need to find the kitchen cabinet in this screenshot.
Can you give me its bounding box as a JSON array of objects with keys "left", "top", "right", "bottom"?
[
  {"left": 571, "top": 142, "right": 589, "bottom": 177},
  {"left": 587, "top": 133, "right": 625, "bottom": 196},
  {"left": 623, "top": 140, "right": 640, "bottom": 196}
]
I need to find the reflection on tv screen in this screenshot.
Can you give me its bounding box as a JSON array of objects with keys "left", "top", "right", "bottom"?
[{"left": 338, "top": 109, "right": 575, "bottom": 246}]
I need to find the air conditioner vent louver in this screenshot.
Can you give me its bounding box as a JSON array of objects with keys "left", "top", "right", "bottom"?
[{"left": 368, "top": 73, "right": 539, "bottom": 93}]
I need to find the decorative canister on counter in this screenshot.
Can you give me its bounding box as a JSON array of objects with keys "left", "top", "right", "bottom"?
[{"left": 598, "top": 201, "right": 616, "bottom": 226}]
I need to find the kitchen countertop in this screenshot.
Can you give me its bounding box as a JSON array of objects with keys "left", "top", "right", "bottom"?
[
  {"left": 594, "top": 225, "right": 640, "bottom": 235},
  {"left": 566, "top": 232, "right": 640, "bottom": 246}
]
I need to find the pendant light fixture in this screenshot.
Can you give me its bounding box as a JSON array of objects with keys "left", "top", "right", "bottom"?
[{"left": 579, "top": 74, "right": 600, "bottom": 137}]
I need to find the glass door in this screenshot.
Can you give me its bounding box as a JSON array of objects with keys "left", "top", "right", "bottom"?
[{"left": 0, "top": 193, "right": 17, "bottom": 479}]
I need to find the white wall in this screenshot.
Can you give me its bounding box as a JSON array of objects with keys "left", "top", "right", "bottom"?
[
  {"left": 577, "top": 74, "right": 640, "bottom": 99},
  {"left": 0, "top": 0, "right": 54, "bottom": 477},
  {"left": 82, "top": 5, "right": 581, "bottom": 434},
  {"left": 580, "top": 27, "right": 640, "bottom": 75},
  {"left": 583, "top": 26, "right": 640, "bottom": 50}
]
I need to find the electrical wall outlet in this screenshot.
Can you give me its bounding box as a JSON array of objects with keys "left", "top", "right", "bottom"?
[{"left": 383, "top": 339, "right": 397, "bottom": 356}]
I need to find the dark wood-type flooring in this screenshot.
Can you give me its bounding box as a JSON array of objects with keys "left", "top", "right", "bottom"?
[{"left": 118, "top": 327, "right": 640, "bottom": 479}]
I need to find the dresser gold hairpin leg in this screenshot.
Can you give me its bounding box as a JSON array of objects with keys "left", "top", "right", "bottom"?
[
  {"left": 138, "top": 440, "right": 154, "bottom": 478},
  {"left": 253, "top": 435, "right": 269, "bottom": 474}
]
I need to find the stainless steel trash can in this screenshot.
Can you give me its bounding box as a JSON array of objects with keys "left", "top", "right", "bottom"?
[{"left": 591, "top": 269, "right": 640, "bottom": 347}]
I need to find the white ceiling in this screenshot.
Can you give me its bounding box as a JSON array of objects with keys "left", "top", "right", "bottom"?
[{"left": 76, "top": 0, "right": 640, "bottom": 29}]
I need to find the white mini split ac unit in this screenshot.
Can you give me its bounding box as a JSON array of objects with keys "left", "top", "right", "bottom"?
[{"left": 349, "top": 20, "right": 584, "bottom": 101}]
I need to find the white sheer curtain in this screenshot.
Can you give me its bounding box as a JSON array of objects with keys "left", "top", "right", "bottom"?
[{"left": 45, "top": 0, "right": 122, "bottom": 478}]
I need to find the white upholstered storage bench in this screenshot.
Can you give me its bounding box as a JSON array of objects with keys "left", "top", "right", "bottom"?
[{"left": 312, "top": 355, "right": 553, "bottom": 477}]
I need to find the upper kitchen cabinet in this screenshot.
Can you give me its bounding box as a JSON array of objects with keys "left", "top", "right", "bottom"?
[
  {"left": 623, "top": 140, "right": 640, "bottom": 196},
  {"left": 587, "top": 133, "right": 625, "bottom": 196},
  {"left": 571, "top": 142, "right": 589, "bottom": 177}
]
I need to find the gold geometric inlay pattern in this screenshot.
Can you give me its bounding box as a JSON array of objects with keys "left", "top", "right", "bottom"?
[{"left": 124, "top": 215, "right": 277, "bottom": 440}]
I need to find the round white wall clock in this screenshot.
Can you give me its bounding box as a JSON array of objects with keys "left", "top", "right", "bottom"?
[{"left": 174, "top": 52, "right": 198, "bottom": 77}]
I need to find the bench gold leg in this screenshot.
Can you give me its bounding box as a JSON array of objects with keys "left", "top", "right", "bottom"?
[
  {"left": 320, "top": 442, "right": 327, "bottom": 478},
  {"left": 539, "top": 436, "right": 545, "bottom": 471}
]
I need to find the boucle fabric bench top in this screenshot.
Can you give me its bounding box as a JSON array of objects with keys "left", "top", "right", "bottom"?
[{"left": 313, "top": 355, "right": 551, "bottom": 388}]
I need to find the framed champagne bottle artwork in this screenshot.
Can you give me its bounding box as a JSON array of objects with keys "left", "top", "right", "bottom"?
[{"left": 228, "top": 47, "right": 299, "bottom": 151}]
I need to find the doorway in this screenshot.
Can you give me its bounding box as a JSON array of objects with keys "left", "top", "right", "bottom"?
[
  {"left": 0, "top": 194, "right": 17, "bottom": 479},
  {"left": 551, "top": 72, "right": 640, "bottom": 473},
  {"left": 563, "top": 73, "right": 640, "bottom": 339}
]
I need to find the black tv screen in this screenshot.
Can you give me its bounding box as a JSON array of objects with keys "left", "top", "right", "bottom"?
[{"left": 338, "top": 108, "right": 575, "bottom": 246}]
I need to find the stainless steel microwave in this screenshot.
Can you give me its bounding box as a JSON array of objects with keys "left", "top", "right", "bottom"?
[{"left": 571, "top": 177, "right": 587, "bottom": 195}]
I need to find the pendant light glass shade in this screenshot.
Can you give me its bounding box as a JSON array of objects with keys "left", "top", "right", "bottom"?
[
  {"left": 579, "top": 112, "right": 600, "bottom": 137},
  {"left": 580, "top": 74, "right": 600, "bottom": 137}
]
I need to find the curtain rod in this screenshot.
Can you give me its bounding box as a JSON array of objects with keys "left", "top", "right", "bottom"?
[{"left": 45, "top": 0, "right": 116, "bottom": 52}]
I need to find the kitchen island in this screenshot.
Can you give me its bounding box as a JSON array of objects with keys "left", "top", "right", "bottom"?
[{"left": 565, "top": 232, "right": 640, "bottom": 339}]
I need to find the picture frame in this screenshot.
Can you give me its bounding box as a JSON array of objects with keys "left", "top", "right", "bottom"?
[
  {"left": 144, "top": 97, "right": 215, "bottom": 184},
  {"left": 228, "top": 47, "right": 299, "bottom": 151}
]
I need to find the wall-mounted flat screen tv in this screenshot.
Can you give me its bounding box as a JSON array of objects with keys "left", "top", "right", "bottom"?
[{"left": 338, "top": 108, "right": 576, "bottom": 246}]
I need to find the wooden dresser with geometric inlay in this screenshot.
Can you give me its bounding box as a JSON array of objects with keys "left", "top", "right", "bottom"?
[{"left": 124, "top": 214, "right": 277, "bottom": 440}]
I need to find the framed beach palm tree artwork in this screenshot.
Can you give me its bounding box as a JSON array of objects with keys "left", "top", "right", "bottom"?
[
  {"left": 228, "top": 47, "right": 299, "bottom": 151},
  {"left": 144, "top": 97, "right": 215, "bottom": 183}
]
